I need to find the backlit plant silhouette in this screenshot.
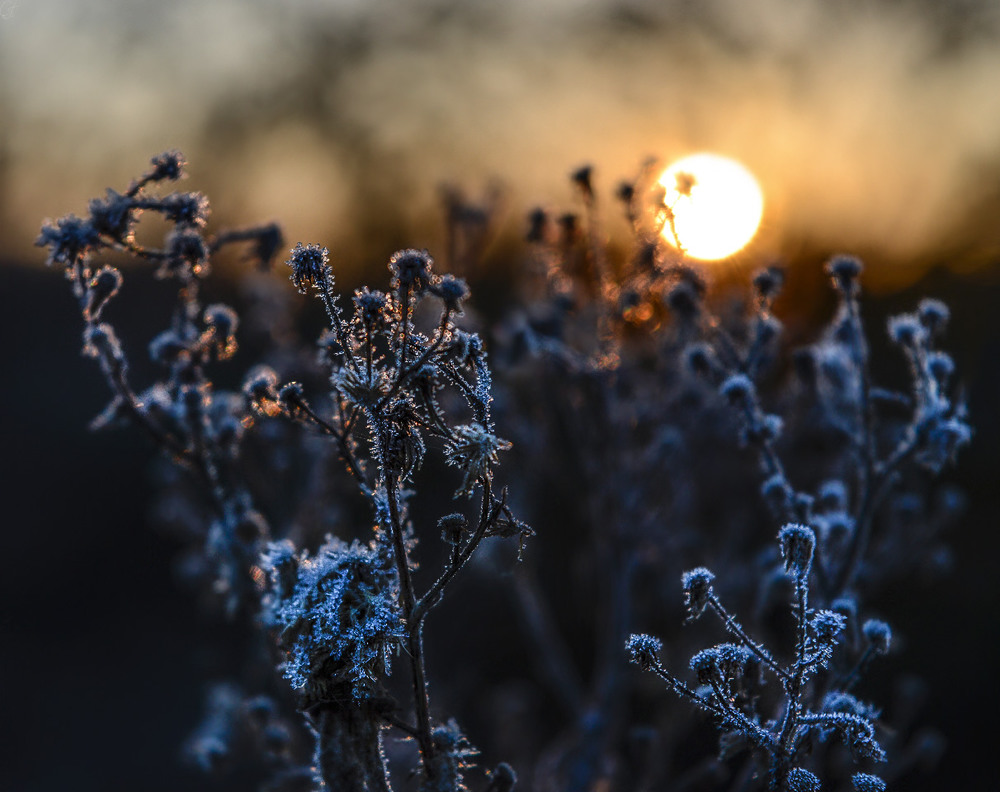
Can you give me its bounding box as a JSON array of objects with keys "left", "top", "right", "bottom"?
[{"left": 39, "top": 153, "right": 969, "bottom": 792}]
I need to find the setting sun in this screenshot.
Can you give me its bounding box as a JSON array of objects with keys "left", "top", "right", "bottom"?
[{"left": 658, "top": 154, "right": 764, "bottom": 261}]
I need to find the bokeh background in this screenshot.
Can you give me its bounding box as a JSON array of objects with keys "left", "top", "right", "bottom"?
[{"left": 2, "top": 1, "right": 999, "bottom": 790}]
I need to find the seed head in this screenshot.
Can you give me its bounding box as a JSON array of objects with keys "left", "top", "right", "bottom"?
[
  {"left": 826, "top": 254, "right": 863, "bottom": 294},
  {"left": 817, "top": 479, "right": 848, "bottom": 513},
  {"left": 88, "top": 189, "right": 135, "bottom": 240},
  {"left": 148, "top": 150, "right": 187, "bottom": 182},
  {"left": 810, "top": 609, "right": 847, "bottom": 642},
  {"left": 851, "top": 773, "right": 886, "bottom": 792},
  {"left": 353, "top": 287, "right": 388, "bottom": 328},
  {"left": 862, "top": 619, "right": 892, "bottom": 655},
  {"left": 626, "top": 634, "right": 663, "bottom": 671},
  {"left": 720, "top": 374, "right": 755, "bottom": 407},
  {"left": 752, "top": 266, "right": 784, "bottom": 301},
  {"left": 778, "top": 523, "right": 815, "bottom": 578},
  {"left": 36, "top": 214, "right": 101, "bottom": 266},
  {"left": 159, "top": 191, "right": 211, "bottom": 228},
  {"left": 286, "top": 242, "right": 331, "bottom": 294},
  {"left": 682, "top": 567, "right": 715, "bottom": 621},
  {"left": 163, "top": 227, "right": 210, "bottom": 277},
  {"left": 887, "top": 313, "right": 926, "bottom": 348},
  {"left": 570, "top": 164, "right": 594, "bottom": 199},
  {"left": 917, "top": 298, "right": 949, "bottom": 334},
  {"left": 389, "top": 248, "right": 433, "bottom": 291},
  {"left": 926, "top": 351, "right": 954, "bottom": 385},
  {"left": 689, "top": 648, "right": 721, "bottom": 685},
  {"left": 787, "top": 767, "right": 821, "bottom": 792},
  {"left": 526, "top": 207, "right": 548, "bottom": 243},
  {"left": 435, "top": 274, "right": 470, "bottom": 312}
]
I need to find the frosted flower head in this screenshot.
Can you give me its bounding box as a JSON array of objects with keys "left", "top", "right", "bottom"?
[
  {"left": 36, "top": 214, "right": 101, "bottom": 266},
  {"left": 286, "top": 242, "right": 331, "bottom": 293},
  {"left": 752, "top": 266, "right": 785, "bottom": 300},
  {"left": 389, "top": 248, "right": 433, "bottom": 290},
  {"left": 817, "top": 479, "right": 848, "bottom": 513},
  {"left": 917, "top": 417, "right": 972, "bottom": 473},
  {"left": 716, "top": 643, "right": 754, "bottom": 678},
  {"left": 826, "top": 254, "right": 863, "bottom": 294},
  {"left": 626, "top": 634, "right": 663, "bottom": 671},
  {"left": 149, "top": 329, "right": 188, "bottom": 365},
  {"left": 435, "top": 274, "right": 470, "bottom": 312},
  {"left": 264, "top": 537, "right": 403, "bottom": 700},
  {"left": 438, "top": 513, "right": 468, "bottom": 546},
  {"left": 761, "top": 474, "right": 793, "bottom": 513},
  {"left": 810, "top": 609, "right": 847, "bottom": 643},
  {"left": 444, "top": 425, "right": 511, "bottom": 497},
  {"left": 204, "top": 303, "right": 238, "bottom": 358},
  {"left": 778, "top": 524, "right": 815, "bottom": 578},
  {"left": 862, "top": 619, "right": 892, "bottom": 655},
  {"left": 926, "top": 351, "right": 955, "bottom": 385},
  {"left": 665, "top": 280, "right": 701, "bottom": 320},
  {"left": 148, "top": 149, "right": 187, "bottom": 182},
  {"left": 160, "top": 191, "right": 211, "bottom": 228},
  {"left": 248, "top": 222, "right": 284, "bottom": 270},
  {"left": 742, "top": 413, "right": 783, "bottom": 444},
  {"left": 163, "top": 227, "right": 210, "bottom": 277},
  {"left": 353, "top": 287, "right": 388, "bottom": 328},
  {"left": 243, "top": 366, "right": 282, "bottom": 416},
  {"left": 88, "top": 189, "right": 135, "bottom": 240},
  {"left": 887, "top": 313, "right": 926, "bottom": 348},
  {"left": 832, "top": 596, "right": 858, "bottom": 622},
  {"left": 689, "top": 648, "right": 721, "bottom": 685},
  {"left": 682, "top": 567, "right": 715, "bottom": 621},
  {"left": 787, "top": 767, "right": 821, "bottom": 792},
  {"left": 684, "top": 342, "right": 718, "bottom": 378},
  {"left": 720, "top": 374, "right": 755, "bottom": 407},
  {"left": 243, "top": 366, "right": 278, "bottom": 402},
  {"left": 918, "top": 298, "right": 950, "bottom": 334},
  {"left": 852, "top": 773, "right": 886, "bottom": 792}
]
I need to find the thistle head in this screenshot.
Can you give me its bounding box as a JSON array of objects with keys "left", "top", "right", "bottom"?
[
  {"left": 389, "top": 248, "right": 433, "bottom": 291},
  {"left": 787, "top": 767, "right": 821, "bottom": 792},
  {"left": 852, "top": 773, "right": 886, "bottom": 792},
  {"left": 862, "top": 619, "right": 892, "bottom": 655},
  {"left": 626, "top": 634, "right": 663, "bottom": 672},
  {"left": 286, "top": 242, "right": 331, "bottom": 293},
  {"left": 778, "top": 523, "right": 815, "bottom": 578},
  {"left": 826, "top": 254, "right": 863, "bottom": 294},
  {"left": 682, "top": 567, "right": 715, "bottom": 621}
]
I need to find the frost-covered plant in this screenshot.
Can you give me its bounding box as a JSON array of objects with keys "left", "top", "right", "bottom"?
[
  {"left": 40, "top": 153, "right": 969, "bottom": 792},
  {"left": 628, "top": 527, "right": 885, "bottom": 790},
  {"left": 250, "top": 239, "right": 529, "bottom": 792},
  {"left": 498, "top": 165, "right": 968, "bottom": 790},
  {"left": 622, "top": 254, "right": 970, "bottom": 789},
  {"left": 39, "top": 152, "right": 527, "bottom": 792},
  {"left": 38, "top": 150, "right": 283, "bottom": 617}
]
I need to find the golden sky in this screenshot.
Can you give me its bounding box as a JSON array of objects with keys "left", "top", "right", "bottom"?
[{"left": 3, "top": 0, "right": 1000, "bottom": 287}]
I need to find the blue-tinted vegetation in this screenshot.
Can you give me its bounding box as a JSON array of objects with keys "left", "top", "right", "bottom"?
[{"left": 38, "top": 153, "right": 970, "bottom": 791}]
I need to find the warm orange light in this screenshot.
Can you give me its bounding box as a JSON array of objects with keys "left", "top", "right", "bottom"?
[{"left": 659, "top": 154, "right": 764, "bottom": 261}]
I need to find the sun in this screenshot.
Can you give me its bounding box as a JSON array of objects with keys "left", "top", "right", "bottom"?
[{"left": 658, "top": 154, "right": 764, "bottom": 261}]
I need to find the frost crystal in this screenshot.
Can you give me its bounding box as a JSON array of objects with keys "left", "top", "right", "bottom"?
[{"left": 261, "top": 535, "right": 403, "bottom": 701}]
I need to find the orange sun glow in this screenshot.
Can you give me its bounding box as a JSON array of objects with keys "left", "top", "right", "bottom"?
[{"left": 658, "top": 154, "right": 764, "bottom": 261}]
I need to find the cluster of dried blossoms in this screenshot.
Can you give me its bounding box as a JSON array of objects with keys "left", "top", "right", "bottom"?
[{"left": 40, "top": 154, "right": 969, "bottom": 792}]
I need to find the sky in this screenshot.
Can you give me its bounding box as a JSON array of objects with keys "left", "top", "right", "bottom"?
[{"left": 3, "top": 0, "right": 1000, "bottom": 287}]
